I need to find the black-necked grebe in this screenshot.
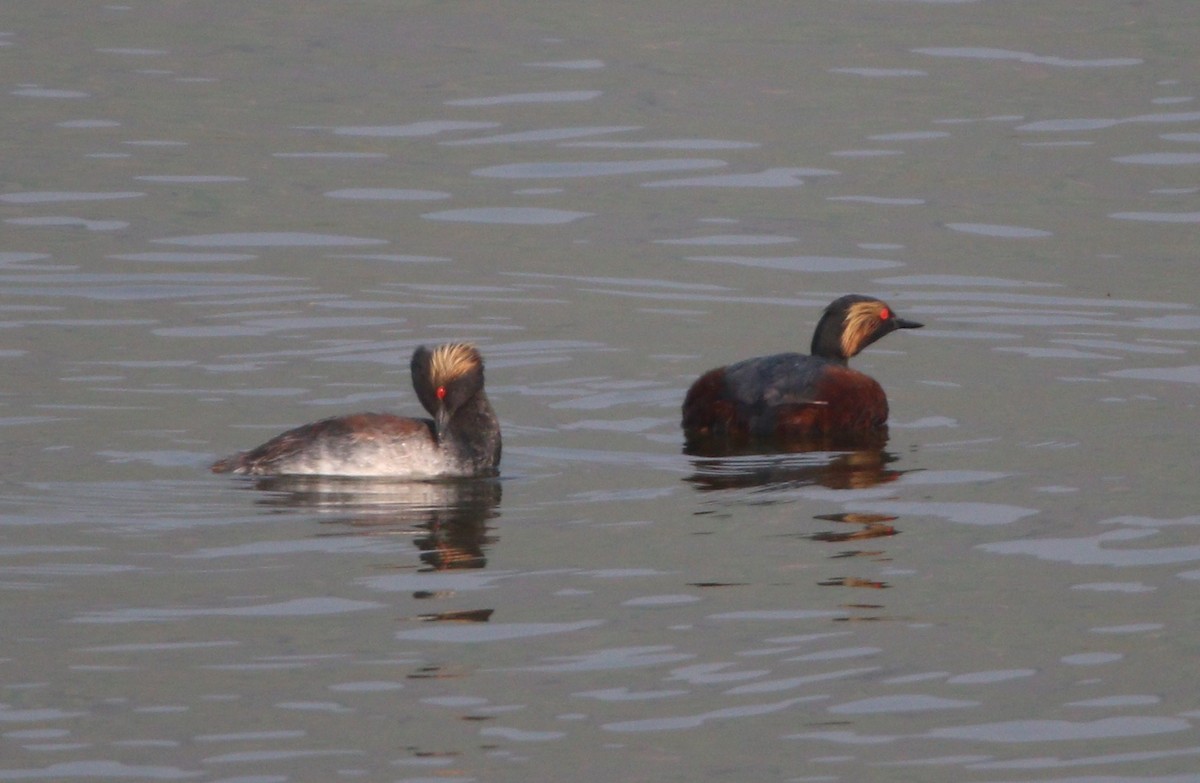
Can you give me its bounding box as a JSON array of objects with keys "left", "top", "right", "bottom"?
[
  {"left": 682, "top": 295, "right": 922, "bottom": 446},
  {"left": 211, "top": 343, "right": 500, "bottom": 478}
]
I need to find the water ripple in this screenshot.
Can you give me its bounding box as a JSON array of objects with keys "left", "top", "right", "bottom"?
[
  {"left": 330, "top": 120, "right": 499, "bottom": 137},
  {"left": 272, "top": 151, "right": 386, "bottom": 160},
  {"left": 846, "top": 501, "right": 1037, "bottom": 526},
  {"left": 395, "top": 619, "right": 604, "bottom": 643},
  {"left": 707, "top": 609, "right": 842, "bottom": 622},
  {"left": 479, "top": 726, "right": 565, "bottom": 742},
  {"left": 946, "top": 669, "right": 1036, "bottom": 684},
  {"left": 876, "top": 274, "right": 1060, "bottom": 288},
  {"left": 0, "top": 761, "right": 201, "bottom": 779},
  {"left": 154, "top": 232, "right": 388, "bottom": 247},
  {"left": 97, "top": 48, "right": 169, "bottom": 56},
  {"left": 725, "top": 667, "right": 881, "bottom": 695},
  {"left": 442, "top": 125, "right": 639, "bottom": 146},
  {"left": 1114, "top": 152, "right": 1200, "bottom": 165},
  {"left": 685, "top": 255, "right": 903, "bottom": 273},
  {"left": 446, "top": 90, "right": 602, "bottom": 106},
  {"left": 1107, "top": 365, "right": 1200, "bottom": 384},
  {"left": 828, "top": 195, "right": 925, "bottom": 205},
  {"left": 643, "top": 167, "right": 838, "bottom": 188},
  {"left": 524, "top": 59, "right": 606, "bottom": 70},
  {"left": 926, "top": 716, "right": 1189, "bottom": 742},
  {"left": 869, "top": 131, "right": 952, "bottom": 141},
  {"left": 982, "top": 526, "right": 1200, "bottom": 567},
  {"left": 1068, "top": 694, "right": 1161, "bottom": 707},
  {"left": 968, "top": 746, "right": 1200, "bottom": 771},
  {"left": 0, "top": 706, "right": 88, "bottom": 722},
  {"left": 574, "top": 686, "right": 688, "bottom": 701},
  {"left": 324, "top": 188, "right": 450, "bottom": 201},
  {"left": 829, "top": 695, "right": 979, "bottom": 714},
  {"left": 12, "top": 85, "right": 90, "bottom": 99},
  {"left": 72, "top": 598, "right": 385, "bottom": 624},
  {"left": 1018, "top": 110, "right": 1200, "bottom": 132},
  {"left": 422, "top": 207, "right": 593, "bottom": 225},
  {"left": 7, "top": 216, "right": 128, "bottom": 231},
  {"left": 946, "top": 223, "right": 1053, "bottom": 238},
  {"left": 0, "top": 191, "right": 144, "bottom": 204},
  {"left": 602, "top": 695, "right": 825, "bottom": 733},
  {"left": 473, "top": 159, "right": 724, "bottom": 178},
  {"left": 913, "top": 47, "right": 1142, "bottom": 68},
  {"left": 134, "top": 175, "right": 246, "bottom": 184},
  {"left": 515, "top": 646, "right": 693, "bottom": 673},
  {"left": 830, "top": 67, "right": 927, "bottom": 78},
  {"left": 109, "top": 252, "right": 258, "bottom": 263},
  {"left": 1111, "top": 211, "right": 1200, "bottom": 223},
  {"left": 56, "top": 119, "right": 120, "bottom": 128},
  {"left": 656, "top": 234, "right": 796, "bottom": 247},
  {"left": 563, "top": 138, "right": 759, "bottom": 150}
]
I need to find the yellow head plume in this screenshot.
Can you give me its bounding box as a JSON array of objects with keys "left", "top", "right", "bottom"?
[{"left": 429, "top": 342, "right": 482, "bottom": 386}]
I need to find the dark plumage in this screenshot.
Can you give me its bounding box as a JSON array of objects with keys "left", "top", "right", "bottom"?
[
  {"left": 682, "top": 295, "right": 922, "bottom": 448},
  {"left": 211, "top": 343, "right": 500, "bottom": 478}
]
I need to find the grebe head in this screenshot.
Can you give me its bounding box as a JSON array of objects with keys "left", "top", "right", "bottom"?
[
  {"left": 411, "top": 343, "right": 486, "bottom": 428},
  {"left": 810, "top": 295, "right": 923, "bottom": 362}
]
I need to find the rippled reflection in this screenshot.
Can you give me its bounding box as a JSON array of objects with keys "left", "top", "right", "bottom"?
[
  {"left": 685, "top": 448, "right": 903, "bottom": 492},
  {"left": 240, "top": 476, "right": 501, "bottom": 572},
  {"left": 684, "top": 428, "right": 901, "bottom": 493},
  {"left": 684, "top": 439, "right": 908, "bottom": 606}
]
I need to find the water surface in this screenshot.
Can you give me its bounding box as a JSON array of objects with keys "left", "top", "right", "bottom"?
[{"left": 2, "top": 2, "right": 1198, "bottom": 782}]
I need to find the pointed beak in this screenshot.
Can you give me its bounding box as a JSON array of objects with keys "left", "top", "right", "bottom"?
[
  {"left": 430, "top": 384, "right": 450, "bottom": 443},
  {"left": 895, "top": 317, "right": 923, "bottom": 330},
  {"left": 433, "top": 406, "right": 451, "bottom": 443}
]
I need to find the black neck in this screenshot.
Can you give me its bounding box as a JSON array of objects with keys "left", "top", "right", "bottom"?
[
  {"left": 810, "top": 311, "right": 848, "bottom": 362},
  {"left": 441, "top": 392, "right": 502, "bottom": 470}
]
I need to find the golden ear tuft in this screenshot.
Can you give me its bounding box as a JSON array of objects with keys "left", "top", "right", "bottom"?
[
  {"left": 840, "top": 301, "right": 886, "bottom": 358},
  {"left": 429, "top": 342, "right": 482, "bottom": 385}
]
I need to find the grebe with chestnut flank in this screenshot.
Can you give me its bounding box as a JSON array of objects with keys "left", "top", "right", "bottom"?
[
  {"left": 211, "top": 343, "right": 500, "bottom": 478},
  {"left": 682, "top": 295, "right": 922, "bottom": 447}
]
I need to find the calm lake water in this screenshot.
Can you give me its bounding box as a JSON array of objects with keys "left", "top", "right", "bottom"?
[{"left": 3, "top": 2, "right": 1199, "bottom": 781}]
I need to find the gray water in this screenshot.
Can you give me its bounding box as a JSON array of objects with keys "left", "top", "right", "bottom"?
[{"left": 3, "top": 2, "right": 1199, "bottom": 781}]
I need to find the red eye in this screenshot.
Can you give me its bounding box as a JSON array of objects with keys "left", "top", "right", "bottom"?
[
  {"left": 879, "top": 307, "right": 891, "bottom": 320},
  {"left": 436, "top": 386, "right": 446, "bottom": 400}
]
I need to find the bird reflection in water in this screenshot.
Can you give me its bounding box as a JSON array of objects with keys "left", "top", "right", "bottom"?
[
  {"left": 812, "top": 512, "right": 898, "bottom": 544},
  {"left": 683, "top": 431, "right": 904, "bottom": 492},
  {"left": 683, "top": 435, "right": 905, "bottom": 616},
  {"left": 240, "top": 475, "right": 501, "bottom": 573}
]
